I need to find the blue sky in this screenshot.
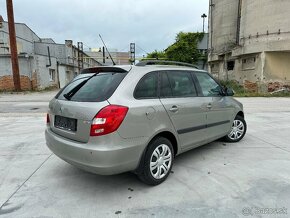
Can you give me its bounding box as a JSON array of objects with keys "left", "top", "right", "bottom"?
[{"left": 0, "top": 0, "right": 208, "bottom": 56}]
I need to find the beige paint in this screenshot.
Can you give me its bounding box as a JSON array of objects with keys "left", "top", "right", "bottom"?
[{"left": 264, "top": 52, "right": 290, "bottom": 82}]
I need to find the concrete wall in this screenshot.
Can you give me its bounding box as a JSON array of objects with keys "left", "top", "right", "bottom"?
[
  {"left": 58, "top": 65, "right": 66, "bottom": 88},
  {"left": 0, "top": 22, "right": 39, "bottom": 55},
  {"left": 208, "top": 0, "right": 290, "bottom": 92},
  {"left": 34, "top": 55, "right": 58, "bottom": 89},
  {"left": 34, "top": 42, "right": 58, "bottom": 58},
  {"left": 0, "top": 56, "right": 36, "bottom": 90},
  {"left": 232, "top": 53, "right": 263, "bottom": 84},
  {"left": 264, "top": 52, "right": 290, "bottom": 82},
  {"left": 240, "top": 0, "right": 290, "bottom": 38},
  {"left": 233, "top": 0, "right": 290, "bottom": 56},
  {"left": 208, "top": 0, "right": 239, "bottom": 61}
]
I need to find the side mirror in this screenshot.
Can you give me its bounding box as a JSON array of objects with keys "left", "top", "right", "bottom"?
[{"left": 225, "top": 87, "right": 234, "bottom": 96}]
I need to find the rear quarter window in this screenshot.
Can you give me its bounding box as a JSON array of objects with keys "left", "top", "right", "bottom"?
[{"left": 134, "top": 72, "right": 158, "bottom": 99}]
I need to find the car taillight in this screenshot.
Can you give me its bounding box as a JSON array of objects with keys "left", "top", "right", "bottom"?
[
  {"left": 46, "top": 113, "right": 50, "bottom": 124},
  {"left": 90, "top": 105, "right": 129, "bottom": 136}
]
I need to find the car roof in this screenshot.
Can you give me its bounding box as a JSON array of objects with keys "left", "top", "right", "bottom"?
[
  {"left": 131, "top": 65, "right": 207, "bottom": 73},
  {"left": 80, "top": 64, "right": 208, "bottom": 75}
]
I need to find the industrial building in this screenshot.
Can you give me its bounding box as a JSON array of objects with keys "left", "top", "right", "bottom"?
[
  {"left": 86, "top": 48, "right": 130, "bottom": 66},
  {"left": 197, "top": 33, "right": 208, "bottom": 70},
  {"left": 0, "top": 16, "right": 101, "bottom": 91},
  {"left": 208, "top": 0, "right": 290, "bottom": 92}
]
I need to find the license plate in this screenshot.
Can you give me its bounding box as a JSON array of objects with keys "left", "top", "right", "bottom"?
[{"left": 54, "top": 115, "right": 77, "bottom": 132}]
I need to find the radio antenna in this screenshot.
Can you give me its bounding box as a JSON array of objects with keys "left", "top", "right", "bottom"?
[{"left": 99, "top": 34, "right": 116, "bottom": 65}]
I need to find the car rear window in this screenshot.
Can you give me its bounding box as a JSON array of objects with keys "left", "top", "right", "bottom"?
[{"left": 57, "top": 72, "right": 127, "bottom": 102}]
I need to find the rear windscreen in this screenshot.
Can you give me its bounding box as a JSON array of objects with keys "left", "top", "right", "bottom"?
[{"left": 57, "top": 72, "right": 127, "bottom": 102}]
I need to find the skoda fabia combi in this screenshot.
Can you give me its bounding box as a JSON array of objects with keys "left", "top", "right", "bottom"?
[{"left": 45, "top": 61, "right": 246, "bottom": 185}]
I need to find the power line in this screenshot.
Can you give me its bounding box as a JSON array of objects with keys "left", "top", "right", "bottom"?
[
  {"left": 119, "top": 45, "right": 129, "bottom": 52},
  {"left": 82, "top": 43, "right": 92, "bottom": 50},
  {"left": 135, "top": 44, "right": 149, "bottom": 54}
]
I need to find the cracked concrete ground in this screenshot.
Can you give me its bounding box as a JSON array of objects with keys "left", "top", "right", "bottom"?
[{"left": 0, "top": 92, "right": 290, "bottom": 218}]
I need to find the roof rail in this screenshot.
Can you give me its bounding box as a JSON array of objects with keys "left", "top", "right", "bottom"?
[{"left": 136, "top": 60, "right": 198, "bottom": 69}]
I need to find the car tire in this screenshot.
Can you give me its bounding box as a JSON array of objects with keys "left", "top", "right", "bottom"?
[
  {"left": 224, "top": 115, "right": 247, "bottom": 142},
  {"left": 137, "top": 137, "right": 174, "bottom": 186}
]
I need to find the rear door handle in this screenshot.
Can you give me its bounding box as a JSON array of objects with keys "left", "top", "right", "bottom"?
[{"left": 169, "top": 105, "right": 179, "bottom": 113}]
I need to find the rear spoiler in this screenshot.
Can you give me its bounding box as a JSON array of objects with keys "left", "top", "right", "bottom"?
[{"left": 81, "top": 66, "right": 131, "bottom": 74}]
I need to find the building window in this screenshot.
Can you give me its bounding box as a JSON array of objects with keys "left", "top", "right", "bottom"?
[
  {"left": 210, "top": 62, "right": 219, "bottom": 74},
  {"left": 49, "top": 69, "right": 56, "bottom": 82},
  {"left": 242, "top": 57, "right": 256, "bottom": 70},
  {"left": 227, "top": 61, "right": 235, "bottom": 71}
]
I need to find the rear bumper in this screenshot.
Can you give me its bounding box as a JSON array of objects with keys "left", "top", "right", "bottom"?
[{"left": 45, "top": 128, "right": 147, "bottom": 175}]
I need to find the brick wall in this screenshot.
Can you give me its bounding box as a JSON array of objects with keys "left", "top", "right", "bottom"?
[
  {"left": 0, "top": 75, "right": 38, "bottom": 91},
  {"left": 31, "top": 72, "right": 38, "bottom": 90}
]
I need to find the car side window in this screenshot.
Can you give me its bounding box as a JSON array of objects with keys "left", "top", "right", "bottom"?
[
  {"left": 195, "top": 72, "right": 222, "bottom": 97},
  {"left": 166, "top": 71, "right": 197, "bottom": 97},
  {"left": 160, "top": 72, "right": 172, "bottom": 97},
  {"left": 134, "top": 72, "right": 158, "bottom": 99}
]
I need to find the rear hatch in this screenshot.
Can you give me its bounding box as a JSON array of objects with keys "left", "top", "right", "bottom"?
[{"left": 48, "top": 67, "right": 129, "bottom": 143}]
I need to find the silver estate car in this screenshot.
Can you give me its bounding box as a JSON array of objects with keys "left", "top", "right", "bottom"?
[{"left": 45, "top": 61, "right": 246, "bottom": 185}]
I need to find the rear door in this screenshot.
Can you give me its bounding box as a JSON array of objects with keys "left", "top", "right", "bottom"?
[
  {"left": 159, "top": 71, "right": 208, "bottom": 150},
  {"left": 194, "top": 72, "right": 234, "bottom": 140},
  {"left": 48, "top": 71, "right": 127, "bottom": 143}
]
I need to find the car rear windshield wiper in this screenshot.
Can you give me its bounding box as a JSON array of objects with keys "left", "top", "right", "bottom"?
[{"left": 63, "top": 73, "right": 97, "bottom": 100}]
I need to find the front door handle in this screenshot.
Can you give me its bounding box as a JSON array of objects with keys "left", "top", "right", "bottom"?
[
  {"left": 206, "top": 103, "right": 212, "bottom": 109},
  {"left": 169, "top": 105, "right": 179, "bottom": 113}
]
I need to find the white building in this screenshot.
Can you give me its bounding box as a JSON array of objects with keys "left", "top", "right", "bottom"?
[{"left": 0, "top": 16, "right": 101, "bottom": 91}]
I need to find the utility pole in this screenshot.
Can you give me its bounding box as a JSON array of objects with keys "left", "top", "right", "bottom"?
[
  {"left": 6, "top": 0, "right": 21, "bottom": 91},
  {"left": 102, "top": 46, "right": 105, "bottom": 64},
  {"left": 77, "top": 42, "right": 84, "bottom": 73},
  {"left": 201, "top": 13, "right": 207, "bottom": 33}
]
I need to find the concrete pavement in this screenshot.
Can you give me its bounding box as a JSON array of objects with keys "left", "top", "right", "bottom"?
[
  {"left": 0, "top": 93, "right": 290, "bottom": 218},
  {"left": 0, "top": 91, "right": 57, "bottom": 115}
]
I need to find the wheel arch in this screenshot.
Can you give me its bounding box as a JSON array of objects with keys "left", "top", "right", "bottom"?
[
  {"left": 134, "top": 130, "right": 178, "bottom": 174},
  {"left": 236, "top": 111, "right": 244, "bottom": 118},
  {"left": 150, "top": 131, "right": 178, "bottom": 156}
]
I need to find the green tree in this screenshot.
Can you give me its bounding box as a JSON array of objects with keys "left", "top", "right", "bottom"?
[
  {"left": 146, "top": 50, "right": 167, "bottom": 59},
  {"left": 165, "top": 32, "right": 204, "bottom": 64},
  {"left": 146, "top": 32, "right": 205, "bottom": 65}
]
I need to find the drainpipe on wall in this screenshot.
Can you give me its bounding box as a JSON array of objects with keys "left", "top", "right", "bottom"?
[
  {"left": 56, "top": 61, "right": 60, "bottom": 89},
  {"left": 209, "top": 0, "right": 214, "bottom": 52},
  {"left": 46, "top": 46, "right": 51, "bottom": 67},
  {"left": 236, "top": 0, "right": 242, "bottom": 45}
]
